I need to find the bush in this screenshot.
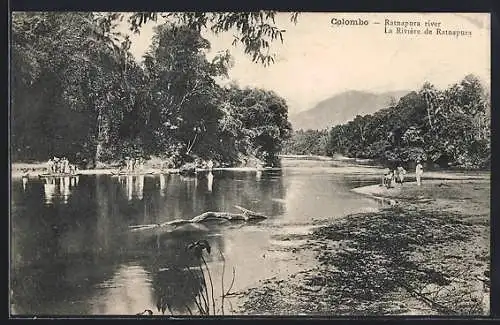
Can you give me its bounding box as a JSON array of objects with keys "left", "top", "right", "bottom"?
[{"left": 179, "top": 162, "right": 197, "bottom": 176}]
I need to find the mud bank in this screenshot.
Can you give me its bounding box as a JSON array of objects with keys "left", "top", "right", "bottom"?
[{"left": 236, "top": 179, "right": 490, "bottom": 316}]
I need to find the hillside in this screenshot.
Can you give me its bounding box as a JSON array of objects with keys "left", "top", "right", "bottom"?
[{"left": 289, "top": 90, "right": 409, "bottom": 130}]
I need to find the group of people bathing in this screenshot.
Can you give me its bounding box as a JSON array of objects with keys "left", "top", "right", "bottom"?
[
  {"left": 47, "top": 157, "right": 78, "bottom": 175},
  {"left": 381, "top": 160, "right": 424, "bottom": 188},
  {"left": 120, "top": 156, "right": 216, "bottom": 174},
  {"left": 121, "top": 157, "right": 146, "bottom": 173}
]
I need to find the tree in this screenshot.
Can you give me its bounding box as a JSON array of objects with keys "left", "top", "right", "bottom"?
[
  {"left": 221, "top": 85, "right": 292, "bottom": 166},
  {"left": 11, "top": 12, "right": 135, "bottom": 163},
  {"left": 125, "top": 12, "right": 300, "bottom": 66},
  {"left": 11, "top": 12, "right": 296, "bottom": 168},
  {"left": 141, "top": 23, "right": 234, "bottom": 164},
  {"left": 282, "top": 129, "right": 329, "bottom": 156},
  {"left": 322, "top": 75, "right": 490, "bottom": 169}
]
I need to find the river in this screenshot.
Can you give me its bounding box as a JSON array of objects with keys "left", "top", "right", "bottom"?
[{"left": 10, "top": 158, "right": 384, "bottom": 316}]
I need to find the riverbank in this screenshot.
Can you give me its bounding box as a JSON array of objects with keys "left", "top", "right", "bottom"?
[
  {"left": 235, "top": 177, "right": 490, "bottom": 315},
  {"left": 10, "top": 163, "right": 279, "bottom": 179},
  {"left": 11, "top": 158, "right": 490, "bottom": 180}
]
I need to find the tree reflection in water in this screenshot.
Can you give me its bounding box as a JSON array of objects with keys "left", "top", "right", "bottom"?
[
  {"left": 11, "top": 171, "right": 286, "bottom": 315},
  {"left": 151, "top": 265, "right": 204, "bottom": 315}
]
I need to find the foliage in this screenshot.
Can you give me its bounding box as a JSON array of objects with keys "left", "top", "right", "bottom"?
[
  {"left": 284, "top": 75, "right": 489, "bottom": 169},
  {"left": 282, "top": 129, "right": 329, "bottom": 156},
  {"left": 126, "top": 11, "right": 300, "bottom": 66},
  {"left": 11, "top": 12, "right": 139, "bottom": 164},
  {"left": 11, "top": 12, "right": 293, "bottom": 168},
  {"left": 220, "top": 86, "right": 292, "bottom": 166}
]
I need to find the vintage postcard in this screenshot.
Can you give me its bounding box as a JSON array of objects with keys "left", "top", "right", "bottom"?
[{"left": 10, "top": 12, "right": 490, "bottom": 316}]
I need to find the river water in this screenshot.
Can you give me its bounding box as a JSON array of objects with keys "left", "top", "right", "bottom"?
[{"left": 10, "top": 159, "right": 384, "bottom": 316}]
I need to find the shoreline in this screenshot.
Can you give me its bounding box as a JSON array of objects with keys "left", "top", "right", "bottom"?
[
  {"left": 237, "top": 177, "right": 490, "bottom": 315},
  {"left": 351, "top": 177, "right": 489, "bottom": 200},
  {"left": 10, "top": 159, "right": 490, "bottom": 181},
  {"left": 10, "top": 166, "right": 282, "bottom": 179}
]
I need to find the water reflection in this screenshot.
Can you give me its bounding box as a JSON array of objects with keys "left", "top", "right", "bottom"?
[
  {"left": 61, "top": 177, "right": 71, "bottom": 204},
  {"left": 43, "top": 178, "right": 56, "bottom": 205},
  {"left": 136, "top": 175, "right": 144, "bottom": 200},
  {"left": 11, "top": 167, "right": 382, "bottom": 315},
  {"left": 207, "top": 172, "right": 213, "bottom": 193},
  {"left": 91, "top": 264, "right": 154, "bottom": 315},
  {"left": 22, "top": 177, "right": 28, "bottom": 191},
  {"left": 159, "top": 174, "right": 166, "bottom": 196},
  {"left": 40, "top": 176, "right": 80, "bottom": 206},
  {"left": 125, "top": 222, "right": 227, "bottom": 315},
  {"left": 121, "top": 175, "right": 146, "bottom": 201},
  {"left": 145, "top": 241, "right": 209, "bottom": 315},
  {"left": 126, "top": 176, "right": 133, "bottom": 201},
  {"left": 256, "top": 170, "right": 262, "bottom": 181}
]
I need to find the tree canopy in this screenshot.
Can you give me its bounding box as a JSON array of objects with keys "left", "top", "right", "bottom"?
[
  {"left": 284, "top": 75, "right": 490, "bottom": 170},
  {"left": 11, "top": 11, "right": 293, "bottom": 168},
  {"left": 11, "top": 12, "right": 489, "bottom": 170}
]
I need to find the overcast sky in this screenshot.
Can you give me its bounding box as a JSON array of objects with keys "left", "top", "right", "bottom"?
[{"left": 119, "top": 12, "right": 490, "bottom": 115}]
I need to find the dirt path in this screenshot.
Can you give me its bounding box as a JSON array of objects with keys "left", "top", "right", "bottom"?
[{"left": 235, "top": 179, "right": 490, "bottom": 316}]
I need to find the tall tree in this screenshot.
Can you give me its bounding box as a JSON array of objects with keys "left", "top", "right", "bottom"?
[{"left": 11, "top": 12, "right": 137, "bottom": 164}]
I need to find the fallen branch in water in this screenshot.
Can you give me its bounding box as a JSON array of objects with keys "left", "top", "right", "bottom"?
[
  {"left": 234, "top": 205, "right": 267, "bottom": 218},
  {"left": 129, "top": 206, "right": 267, "bottom": 232}
]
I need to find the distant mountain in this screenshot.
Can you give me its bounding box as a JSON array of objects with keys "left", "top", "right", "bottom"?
[{"left": 289, "top": 90, "right": 410, "bottom": 131}]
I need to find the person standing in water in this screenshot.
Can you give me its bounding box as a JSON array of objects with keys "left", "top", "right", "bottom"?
[
  {"left": 207, "top": 159, "right": 214, "bottom": 171},
  {"left": 415, "top": 160, "right": 423, "bottom": 186}
]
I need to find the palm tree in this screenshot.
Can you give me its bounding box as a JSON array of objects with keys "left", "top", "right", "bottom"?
[{"left": 421, "top": 82, "right": 437, "bottom": 131}]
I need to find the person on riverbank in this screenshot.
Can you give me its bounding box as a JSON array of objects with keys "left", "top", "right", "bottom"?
[
  {"left": 47, "top": 158, "right": 55, "bottom": 173},
  {"left": 380, "top": 168, "right": 389, "bottom": 186},
  {"left": 124, "top": 157, "right": 131, "bottom": 172},
  {"left": 135, "top": 158, "right": 141, "bottom": 172},
  {"left": 381, "top": 167, "right": 390, "bottom": 187},
  {"left": 207, "top": 159, "right": 214, "bottom": 171},
  {"left": 130, "top": 158, "right": 137, "bottom": 173},
  {"left": 138, "top": 157, "right": 144, "bottom": 172},
  {"left": 53, "top": 157, "right": 60, "bottom": 173},
  {"left": 21, "top": 168, "right": 29, "bottom": 178},
  {"left": 62, "top": 157, "right": 69, "bottom": 174},
  {"left": 396, "top": 165, "right": 407, "bottom": 185},
  {"left": 385, "top": 170, "right": 395, "bottom": 188},
  {"left": 416, "top": 160, "right": 423, "bottom": 186}
]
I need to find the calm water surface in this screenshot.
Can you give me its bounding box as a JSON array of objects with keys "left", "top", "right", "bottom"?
[{"left": 11, "top": 161, "right": 382, "bottom": 315}]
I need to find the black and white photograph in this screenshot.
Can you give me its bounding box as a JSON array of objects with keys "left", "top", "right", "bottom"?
[{"left": 10, "top": 12, "right": 491, "bottom": 316}]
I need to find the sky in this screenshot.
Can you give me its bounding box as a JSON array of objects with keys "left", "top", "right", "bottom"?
[{"left": 119, "top": 12, "right": 490, "bottom": 115}]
